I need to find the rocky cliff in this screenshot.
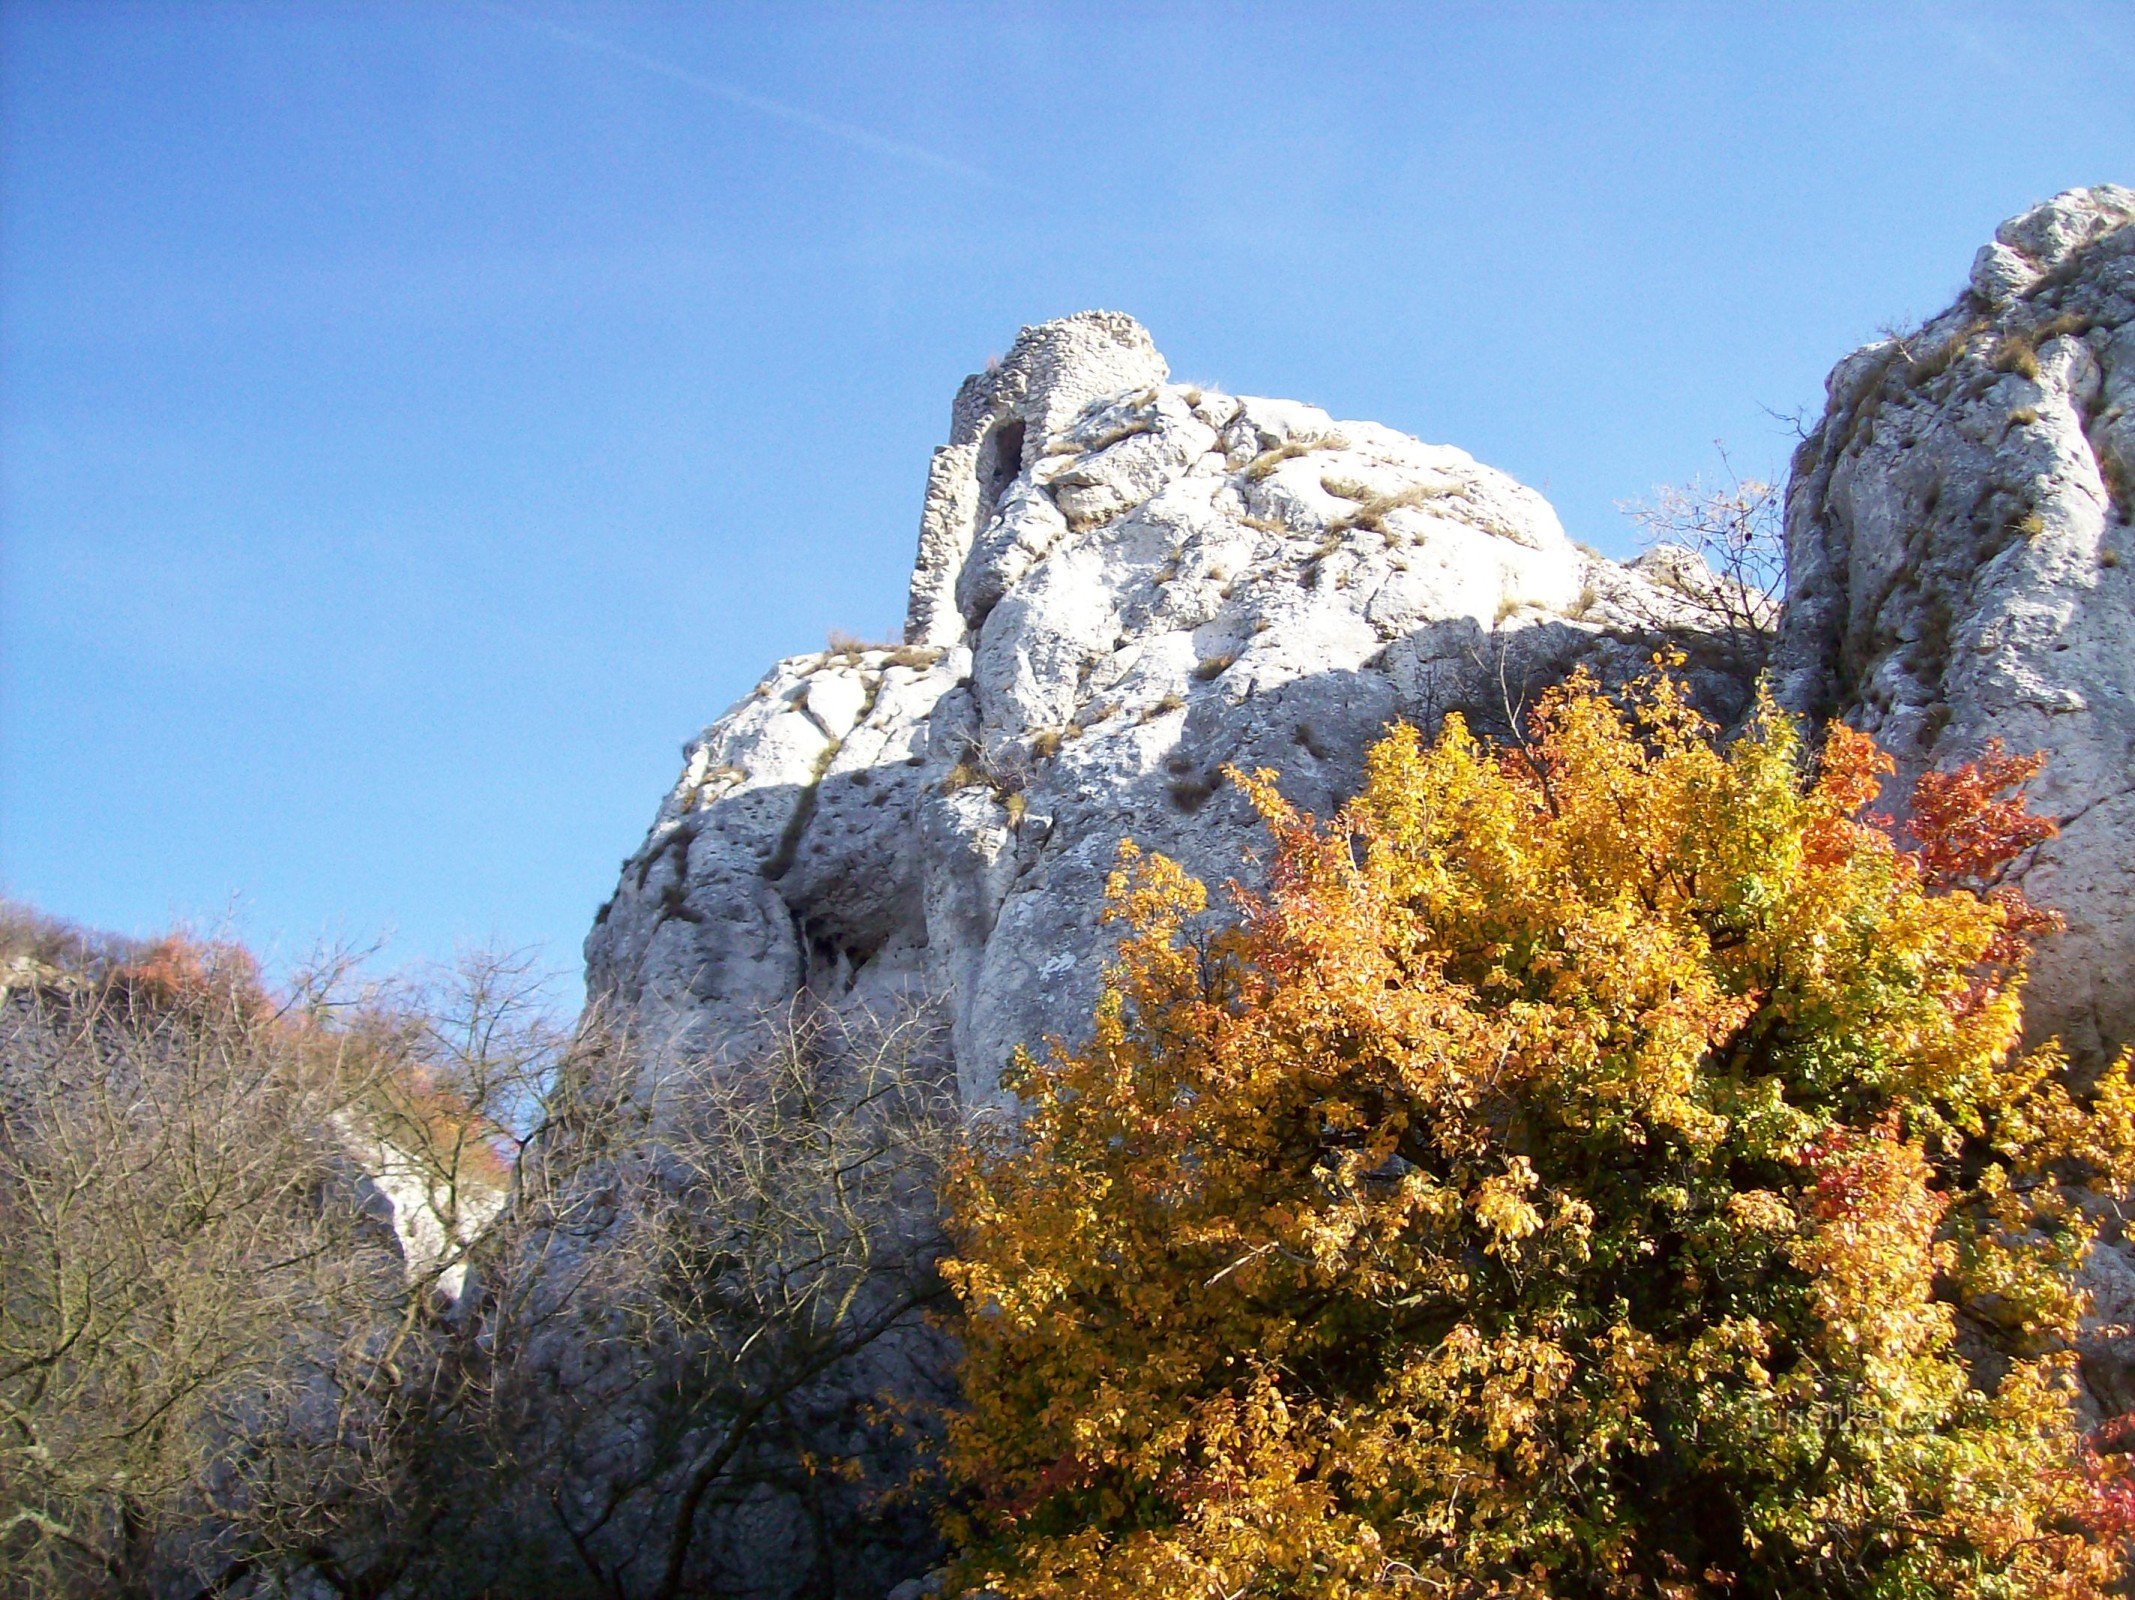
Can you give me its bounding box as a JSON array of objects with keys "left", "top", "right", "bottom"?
[
  {"left": 1776, "top": 183, "right": 2135, "bottom": 1074},
  {"left": 1771, "top": 182, "right": 2135, "bottom": 1418},
  {"left": 592, "top": 192, "right": 2133, "bottom": 1120},
  {"left": 566, "top": 188, "right": 2135, "bottom": 1598},
  {"left": 586, "top": 313, "right": 1749, "bottom": 1101}
]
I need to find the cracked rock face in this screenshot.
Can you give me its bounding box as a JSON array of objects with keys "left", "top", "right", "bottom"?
[
  {"left": 586, "top": 311, "right": 1748, "bottom": 1102},
  {"left": 578, "top": 202, "right": 2135, "bottom": 1583},
  {"left": 1776, "top": 183, "right": 2135, "bottom": 1072},
  {"left": 1774, "top": 185, "right": 2135, "bottom": 1423}
]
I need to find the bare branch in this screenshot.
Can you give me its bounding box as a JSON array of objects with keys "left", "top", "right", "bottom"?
[{"left": 1617, "top": 450, "right": 1785, "bottom": 672}]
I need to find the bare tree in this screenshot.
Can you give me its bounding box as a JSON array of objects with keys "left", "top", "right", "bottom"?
[
  {"left": 3, "top": 904, "right": 961, "bottom": 1600},
  {"left": 0, "top": 938, "right": 397, "bottom": 1598},
  {"left": 0, "top": 920, "right": 558, "bottom": 1600},
  {"left": 208, "top": 948, "right": 570, "bottom": 1599},
  {"left": 1620, "top": 452, "right": 1785, "bottom": 673},
  {"left": 440, "top": 998, "right": 961, "bottom": 1600}
]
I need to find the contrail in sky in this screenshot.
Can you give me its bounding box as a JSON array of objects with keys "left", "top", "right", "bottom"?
[{"left": 480, "top": 4, "right": 997, "bottom": 186}]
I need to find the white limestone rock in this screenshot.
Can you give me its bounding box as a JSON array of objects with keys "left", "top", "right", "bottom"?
[
  {"left": 585, "top": 643, "right": 968, "bottom": 1064},
  {"left": 333, "top": 1114, "right": 504, "bottom": 1308},
  {"left": 588, "top": 312, "right": 1750, "bottom": 1103},
  {"left": 907, "top": 310, "right": 1168, "bottom": 647},
  {"left": 1776, "top": 185, "right": 2135, "bottom": 1421},
  {"left": 1776, "top": 183, "right": 2135, "bottom": 1072},
  {"left": 570, "top": 202, "right": 2135, "bottom": 1600}
]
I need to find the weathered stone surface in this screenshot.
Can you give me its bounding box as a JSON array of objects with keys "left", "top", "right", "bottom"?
[
  {"left": 1776, "top": 183, "right": 2135, "bottom": 1071},
  {"left": 907, "top": 311, "right": 1169, "bottom": 649},
  {"left": 591, "top": 183, "right": 2135, "bottom": 1288},
  {"left": 586, "top": 643, "right": 968, "bottom": 1066},
  {"left": 581, "top": 197, "right": 2135, "bottom": 1593},
  {"left": 1775, "top": 184, "right": 2135, "bottom": 1422},
  {"left": 588, "top": 312, "right": 1747, "bottom": 1105}
]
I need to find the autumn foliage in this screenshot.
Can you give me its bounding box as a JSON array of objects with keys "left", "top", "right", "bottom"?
[{"left": 940, "top": 666, "right": 2135, "bottom": 1600}]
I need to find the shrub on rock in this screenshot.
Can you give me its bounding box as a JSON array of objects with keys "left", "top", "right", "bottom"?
[{"left": 941, "top": 665, "right": 2135, "bottom": 1599}]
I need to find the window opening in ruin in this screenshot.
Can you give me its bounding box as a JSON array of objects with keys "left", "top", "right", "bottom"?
[{"left": 985, "top": 419, "right": 1026, "bottom": 508}]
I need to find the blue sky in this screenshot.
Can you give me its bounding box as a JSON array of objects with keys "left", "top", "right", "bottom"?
[{"left": 3, "top": 1, "right": 2130, "bottom": 1006}]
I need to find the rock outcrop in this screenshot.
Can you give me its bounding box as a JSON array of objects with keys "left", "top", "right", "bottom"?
[
  {"left": 586, "top": 313, "right": 1750, "bottom": 1102},
  {"left": 571, "top": 188, "right": 2135, "bottom": 1598},
  {"left": 1776, "top": 183, "right": 2135, "bottom": 1072},
  {"left": 1776, "top": 183, "right": 2135, "bottom": 1419}
]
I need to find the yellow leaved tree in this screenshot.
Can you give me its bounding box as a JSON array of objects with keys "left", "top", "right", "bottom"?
[{"left": 940, "top": 665, "right": 2135, "bottom": 1600}]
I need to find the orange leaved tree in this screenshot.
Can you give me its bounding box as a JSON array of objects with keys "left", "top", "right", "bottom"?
[{"left": 939, "top": 666, "right": 2135, "bottom": 1600}]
